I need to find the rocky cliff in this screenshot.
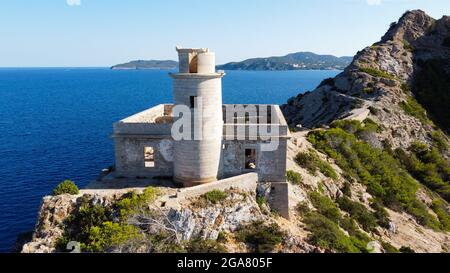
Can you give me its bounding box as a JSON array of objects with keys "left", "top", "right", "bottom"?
[{"left": 282, "top": 10, "right": 450, "bottom": 150}]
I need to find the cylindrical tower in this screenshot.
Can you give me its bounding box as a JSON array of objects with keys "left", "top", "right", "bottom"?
[{"left": 171, "top": 47, "right": 224, "bottom": 187}]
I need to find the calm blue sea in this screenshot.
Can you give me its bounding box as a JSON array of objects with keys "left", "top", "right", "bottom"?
[{"left": 0, "top": 68, "right": 339, "bottom": 252}]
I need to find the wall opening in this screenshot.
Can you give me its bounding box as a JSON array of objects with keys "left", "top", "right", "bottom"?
[
  {"left": 245, "top": 149, "right": 257, "bottom": 170},
  {"left": 190, "top": 96, "right": 196, "bottom": 108},
  {"left": 144, "top": 146, "right": 155, "bottom": 168},
  {"left": 189, "top": 55, "right": 198, "bottom": 73}
]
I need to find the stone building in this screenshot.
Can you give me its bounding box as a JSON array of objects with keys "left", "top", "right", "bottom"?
[{"left": 112, "top": 47, "right": 290, "bottom": 217}]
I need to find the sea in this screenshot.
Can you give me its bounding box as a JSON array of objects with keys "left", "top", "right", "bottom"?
[{"left": 0, "top": 68, "right": 340, "bottom": 252}]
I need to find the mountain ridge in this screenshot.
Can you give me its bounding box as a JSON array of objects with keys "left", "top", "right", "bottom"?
[{"left": 217, "top": 51, "right": 353, "bottom": 71}]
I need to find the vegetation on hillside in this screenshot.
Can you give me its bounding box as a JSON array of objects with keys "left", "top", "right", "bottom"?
[
  {"left": 202, "top": 190, "right": 229, "bottom": 204},
  {"left": 307, "top": 120, "right": 449, "bottom": 231},
  {"left": 359, "top": 67, "right": 396, "bottom": 80},
  {"left": 193, "top": 190, "right": 229, "bottom": 208},
  {"left": 399, "top": 97, "right": 431, "bottom": 125},
  {"left": 236, "top": 221, "right": 285, "bottom": 253},
  {"left": 295, "top": 150, "right": 338, "bottom": 180},
  {"left": 298, "top": 192, "right": 377, "bottom": 253},
  {"left": 287, "top": 170, "right": 303, "bottom": 185},
  {"left": 56, "top": 187, "right": 229, "bottom": 253}
]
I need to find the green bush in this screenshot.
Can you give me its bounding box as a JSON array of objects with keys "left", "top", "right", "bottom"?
[
  {"left": 295, "top": 150, "right": 338, "bottom": 180},
  {"left": 331, "top": 119, "right": 381, "bottom": 137},
  {"left": 431, "top": 131, "right": 449, "bottom": 153},
  {"left": 337, "top": 197, "right": 378, "bottom": 231},
  {"left": 431, "top": 199, "right": 450, "bottom": 232},
  {"left": 296, "top": 202, "right": 311, "bottom": 217},
  {"left": 57, "top": 196, "right": 112, "bottom": 249},
  {"left": 84, "top": 222, "right": 143, "bottom": 253},
  {"left": 359, "top": 67, "right": 396, "bottom": 80},
  {"left": 403, "top": 40, "right": 414, "bottom": 52},
  {"left": 185, "top": 238, "right": 227, "bottom": 253},
  {"left": 307, "top": 121, "right": 441, "bottom": 230},
  {"left": 77, "top": 203, "right": 110, "bottom": 235},
  {"left": 399, "top": 98, "right": 431, "bottom": 125},
  {"left": 349, "top": 231, "right": 373, "bottom": 253},
  {"left": 256, "top": 196, "right": 268, "bottom": 209},
  {"left": 287, "top": 170, "right": 303, "bottom": 185},
  {"left": 116, "top": 187, "right": 160, "bottom": 220},
  {"left": 399, "top": 246, "right": 415, "bottom": 253},
  {"left": 381, "top": 241, "right": 400, "bottom": 253},
  {"left": 371, "top": 200, "right": 391, "bottom": 229},
  {"left": 401, "top": 83, "right": 412, "bottom": 94},
  {"left": 147, "top": 232, "right": 186, "bottom": 253},
  {"left": 303, "top": 212, "right": 360, "bottom": 253},
  {"left": 217, "top": 231, "right": 228, "bottom": 243},
  {"left": 339, "top": 216, "right": 358, "bottom": 234},
  {"left": 309, "top": 192, "right": 341, "bottom": 224},
  {"left": 395, "top": 145, "right": 450, "bottom": 203},
  {"left": 236, "top": 221, "right": 284, "bottom": 253},
  {"left": 57, "top": 189, "right": 165, "bottom": 253},
  {"left": 295, "top": 152, "right": 318, "bottom": 174},
  {"left": 53, "top": 180, "right": 79, "bottom": 196},
  {"left": 341, "top": 182, "right": 352, "bottom": 197},
  {"left": 203, "top": 190, "right": 228, "bottom": 204}
]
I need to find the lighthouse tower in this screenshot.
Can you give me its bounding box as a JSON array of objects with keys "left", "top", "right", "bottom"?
[{"left": 170, "top": 47, "right": 224, "bottom": 187}]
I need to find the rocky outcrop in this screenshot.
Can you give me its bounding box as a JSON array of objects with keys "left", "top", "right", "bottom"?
[
  {"left": 22, "top": 195, "right": 78, "bottom": 253},
  {"left": 282, "top": 10, "right": 450, "bottom": 150},
  {"left": 21, "top": 187, "right": 317, "bottom": 253}
]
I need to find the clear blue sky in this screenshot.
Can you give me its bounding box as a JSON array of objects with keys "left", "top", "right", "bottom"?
[{"left": 0, "top": 0, "right": 449, "bottom": 67}]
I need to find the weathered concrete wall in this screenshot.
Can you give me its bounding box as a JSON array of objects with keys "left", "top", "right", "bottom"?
[
  {"left": 221, "top": 139, "right": 288, "bottom": 182},
  {"left": 114, "top": 137, "right": 174, "bottom": 178},
  {"left": 174, "top": 172, "right": 258, "bottom": 202},
  {"left": 269, "top": 182, "right": 290, "bottom": 219}
]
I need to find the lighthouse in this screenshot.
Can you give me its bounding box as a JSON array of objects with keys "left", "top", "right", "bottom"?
[
  {"left": 170, "top": 47, "right": 225, "bottom": 187},
  {"left": 113, "top": 46, "right": 291, "bottom": 218}
]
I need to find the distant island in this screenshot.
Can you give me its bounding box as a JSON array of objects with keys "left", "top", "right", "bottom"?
[
  {"left": 216, "top": 52, "right": 353, "bottom": 71},
  {"left": 111, "top": 60, "right": 178, "bottom": 70}
]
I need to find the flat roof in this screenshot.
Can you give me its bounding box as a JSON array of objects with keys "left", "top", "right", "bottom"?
[{"left": 117, "top": 104, "right": 288, "bottom": 125}]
